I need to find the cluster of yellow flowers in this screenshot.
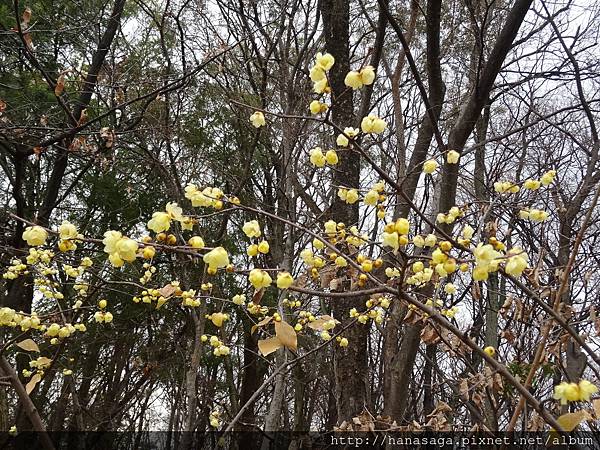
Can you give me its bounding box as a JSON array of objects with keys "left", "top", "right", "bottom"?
[
  {"left": 381, "top": 218, "right": 410, "bottom": 252},
  {"left": 494, "top": 181, "right": 520, "bottom": 194},
  {"left": 184, "top": 184, "right": 225, "bottom": 209},
  {"left": 436, "top": 206, "right": 464, "bottom": 225},
  {"left": 519, "top": 208, "right": 549, "bottom": 222},
  {"left": 102, "top": 231, "right": 139, "bottom": 267},
  {"left": 248, "top": 268, "right": 273, "bottom": 289},
  {"left": 337, "top": 187, "right": 359, "bottom": 204},
  {"left": 309, "top": 100, "right": 328, "bottom": 115},
  {"left": 209, "top": 409, "right": 221, "bottom": 428},
  {"left": 360, "top": 114, "right": 386, "bottom": 134},
  {"left": 336, "top": 127, "right": 359, "bottom": 147},
  {"left": 147, "top": 202, "right": 193, "bottom": 233},
  {"left": 57, "top": 220, "right": 81, "bottom": 251},
  {"left": 133, "top": 288, "right": 169, "bottom": 309},
  {"left": 310, "top": 52, "right": 335, "bottom": 94},
  {"left": 201, "top": 334, "right": 230, "bottom": 357},
  {"left": 553, "top": 380, "right": 598, "bottom": 405},
  {"left": 344, "top": 65, "right": 375, "bottom": 90},
  {"left": 309, "top": 147, "right": 338, "bottom": 167}
]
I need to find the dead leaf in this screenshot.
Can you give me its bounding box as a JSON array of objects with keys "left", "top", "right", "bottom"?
[
  {"left": 159, "top": 284, "right": 176, "bottom": 298},
  {"left": 274, "top": 320, "right": 297, "bottom": 351},
  {"left": 25, "top": 373, "right": 41, "bottom": 395},
  {"left": 319, "top": 266, "right": 336, "bottom": 288},
  {"left": 251, "top": 316, "right": 273, "bottom": 334},
  {"left": 16, "top": 339, "right": 39, "bottom": 352},
  {"left": 252, "top": 288, "right": 264, "bottom": 304},
  {"left": 307, "top": 315, "right": 338, "bottom": 331},
  {"left": 55, "top": 73, "right": 65, "bottom": 96},
  {"left": 593, "top": 399, "right": 600, "bottom": 419},
  {"left": 553, "top": 410, "right": 592, "bottom": 433},
  {"left": 258, "top": 337, "right": 282, "bottom": 356},
  {"left": 22, "top": 7, "right": 32, "bottom": 27}
]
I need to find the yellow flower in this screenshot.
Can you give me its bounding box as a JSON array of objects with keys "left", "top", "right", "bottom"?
[
  {"left": 344, "top": 70, "right": 363, "bottom": 89},
  {"left": 540, "top": 170, "right": 556, "bottom": 186},
  {"left": 315, "top": 52, "right": 335, "bottom": 71},
  {"left": 203, "top": 247, "right": 230, "bottom": 270},
  {"left": 188, "top": 236, "right": 205, "bottom": 248},
  {"left": 249, "top": 269, "right": 272, "bottom": 289},
  {"left": 462, "top": 225, "right": 474, "bottom": 240},
  {"left": 394, "top": 217, "right": 410, "bottom": 234},
  {"left": 363, "top": 189, "right": 379, "bottom": 206},
  {"left": 523, "top": 179, "right": 541, "bottom": 190},
  {"left": 345, "top": 189, "right": 359, "bottom": 204},
  {"left": 310, "top": 100, "right": 327, "bottom": 114},
  {"left": 473, "top": 243, "right": 500, "bottom": 269},
  {"left": 276, "top": 272, "right": 294, "bottom": 289},
  {"left": 147, "top": 211, "right": 171, "bottom": 233},
  {"left": 166, "top": 202, "right": 183, "bottom": 220},
  {"left": 116, "top": 238, "right": 138, "bottom": 262},
  {"left": 58, "top": 221, "right": 78, "bottom": 240},
  {"left": 529, "top": 209, "right": 549, "bottom": 222},
  {"left": 413, "top": 235, "right": 425, "bottom": 247},
  {"left": 360, "top": 114, "right": 386, "bottom": 134},
  {"left": 23, "top": 226, "right": 47, "bottom": 247},
  {"left": 325, "top": 150, "right": 338, "bottom": 165},
  {"left": 209, "top": 312, "right": 228, "bottom": 327},
  {"left": 444, "top": 283, "right": 456, "bottom": 294},
  {"left": 257, "top": 240, "right": 270, "bottom": 254},
  {"left": 339, "top": 337, "right": 349, "bottom": 347},
  {"left": 483, "top": 346, "right": 495, "bottom": 357},
  {"left": 249, "top": 111, "right": 266, "bottom": 128},
  {"left": 313, "top": 78, "right": 328, "bottom": 94},
  {"left": 360, "top": 65, "right": 375, "bottom": 85},
  {"left": 472, "top": 265, "right": 489, "bottom": 281},
  {"left": 335, "top": 256, "right": 347, "bottom": 267},
  {"left": 309, "top": 147, "right": 326, "bottom": 167},
  {"left": 519, "top": 209, "right": 530, "bottom": 219},
  {"left": 336, "top": 133, "right": 349, "bottom": 147},
  {"left": 382, "top": 231, "right": 399, "bottom": 251},
  {"left": 553, "top": 382, "right": 582, "bottom": 405},
  {"left": 309, "top": 65, "right": 326, "bottom": 82},
  {"left": 424, "top": 234, "right": 437, "bottom": 247},
  {"left": 577, "top": 379, "right": 598, "bottom": 401},
  {"left": 505, "top": 248, "right": 528, "bottom": 277},
  {"left": 247, "top": 244, "right": 258, "bottom": 257},
  {"left": 242, "top": 220, "right": 261, "bottom": 238},
  {"left": 142, "top": 246, "right": 156, "bottom": 259},
  {"left": 422, "top": 159, "right": 438, "bottom": 174},
  {"left": 324, "top": 220, "right": 337, "bottom": 236},
  {"left": 446, "top": 150, "right": 460, "bottom": 164}
]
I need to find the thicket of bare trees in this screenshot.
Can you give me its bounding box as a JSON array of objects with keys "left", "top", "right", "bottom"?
[{"left": 1, "top": 0, "right": 600, "bottom": 447}]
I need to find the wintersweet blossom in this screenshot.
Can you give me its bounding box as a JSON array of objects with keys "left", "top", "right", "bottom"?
[
  {"left": 147, "top": 211, "right": 171, "bottom": 233},
  {"left": 249, "top": 111, "right": 266, "bottom": 128},
  {"left": 446, "top": 150, "right": 460, "bottom": 164},
  {"left": 203, "top": 247, "right": 230, "bottom": 272},
  {"left": 276, "top": 272, "right": 294, "bottom": 289},
  {"left": 422, "top": 159, "right": 438, "bottom": 174},
  {"left": 360, "top": 115, "right": 386, "bottom": 134},
  {"left": 58, "top": 221, "right": 78, "bottom": 240},
  {"left": 23, "top": 226, "right": 47, "bottom": 247},
  {"left": 242, "top": 220, "right": 261, "bottom": 238},
  {"left": 249, "top": 269, "right": 272, "bottom": 289}
]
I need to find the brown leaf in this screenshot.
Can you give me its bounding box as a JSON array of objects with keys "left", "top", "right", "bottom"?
[
  {"left": 159, "top": 284, "right": 176, "bottom": 298},
  {"left": 22, "top": 7, "right": 32, "bottom": 27},
  {"left": 420, "top": 324, "right": 440, "bottom": 344},
  {"left": 594, "top": 399, "right": 600, "bottom": 419},
  {"left": 55, "top": 73, "right": 65, "bottom": 96},
  {"left": 319, "top": 265, "right": 337, "bottom": 288},
  {"left": 16, "top": 339, "right": 39, "bottom": 352},
  {"left": 25, "top": 373, "right": 41, "bottom": 395},
  {"left": 307, "top": 315, "right": 338, "bottom": 331},
  {"left": 252, "top": 288, "right": 264, "bottom": 305},
  {"left": 251, "top": 316, "right": 272, "bottom": 334},
  {"left": 257, "top": 337, "right": 282, "bottom": 356},
  {"left": 553, "top": 410, "right": 592, "bottom": 432},
  {"left": 274, "top": 320, "right": 297, "bottom": 351},
  {"left": 590, "top": 307, "right": 600, "bottom": 336}
]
